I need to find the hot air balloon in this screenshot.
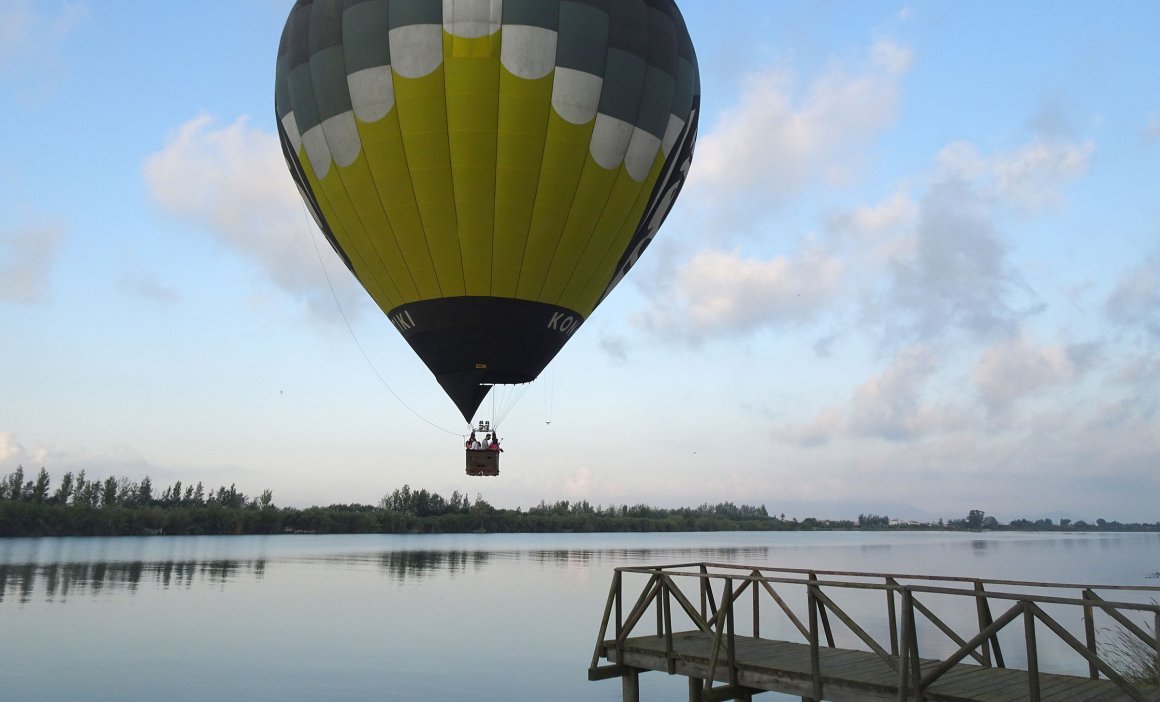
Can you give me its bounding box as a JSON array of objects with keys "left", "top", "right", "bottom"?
[{"left": 275, "top": 0, "right": 700, "bottom": 426}]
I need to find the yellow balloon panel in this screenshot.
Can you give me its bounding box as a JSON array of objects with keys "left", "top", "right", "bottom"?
[
  {"left": 445, "top": 36, "right": 501, "bottom": 296},
  {"left": 560, "top": 156, "right": 661, "bottom": 310},
  {"left": 574, "top": 154, "right": 668, "bottom": 314},
  {"left": 394, "top": 67, "right": 465, "bottom": 298},
  {"left": 303, "top": 146, "right": 402, "bottom": 311},
  {"left": 355, "top": 112, "right": 442, "bottom": 300},
  {"left": 492, "top": 69, "right": 554, "bottom": 299},
  {"left": 515, "top": 110, "right": 596, "bottom": 301}
]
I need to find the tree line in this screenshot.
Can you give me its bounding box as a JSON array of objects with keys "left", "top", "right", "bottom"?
[{"left": 1, "top": 466, "right": 1156, "bottom": 538}]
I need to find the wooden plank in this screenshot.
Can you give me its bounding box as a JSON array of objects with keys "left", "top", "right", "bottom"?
[
  {"left": 588, "top": 664, "right": 630, "bottom": 681},
  {"left": 930, "top": 667, "right": 1024, "bottom": 698},
  {"left": 1039, "top": 677, "right": 1113, "bottom": 702},
  {"left": 603, "top": 631, "right": 1152, "bottom": 702}
]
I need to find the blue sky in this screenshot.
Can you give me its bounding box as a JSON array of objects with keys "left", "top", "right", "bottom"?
[{"left": 2, "top": 0, "right": 1157, "bottom": 522}]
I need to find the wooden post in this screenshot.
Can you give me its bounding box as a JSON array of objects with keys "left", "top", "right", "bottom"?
[
  {"left": 664, "top": 582, "right": 675, "bottom": 674},
  {"left": 657, "top": 575, "right": 664, "bottom": 636},
  {"left": 1024, "top": 604, "right": 1040, "bottom": 701},
  {"left": 725, "top": 577, "right": 737, "bottom": 686},
  {"left": 622, "top": 668, "right": 640, "bottom": 702},
  {"left": 896, "top": 589, "right": 911, "bottom": 702},
  {"left": 615, "top": 570, "right": 624, "bottom": 671},
  {"left": 615, "top": 570, "right": 623, "bottom": 640},
  {"left": 974, "top": 581, "right": 991, "bottom": 666},
  {"left": 886, "top": 577, "right": 899, "bottom": 656},
  {"left": 897, "top": 588, "right": 923, "bottom": 702},
  {"left": 808, "top": 572, "right": 835, "bottom": 647},
  {"left": 752, "top": 569, "right": 760, "bottom": 638},
  {"left": 688, "top": 677, "right": 704, "bottom": 702},
  {"left": 808, "top": 580, "right": 822, "bottom": 701},
  {"left": 700, "top": 564, "right": 708, "bottom": 621},
  {"left": 1083, "top": 589, "right": 1098, "bottom": 679}
]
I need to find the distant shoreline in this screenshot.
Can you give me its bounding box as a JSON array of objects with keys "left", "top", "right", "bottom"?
[
  {"left": 2, "top": 501, "right": 1157, "bottom": 539},
  {"left": 3, "top": 470, "right": 1156, "bottom": 538}
]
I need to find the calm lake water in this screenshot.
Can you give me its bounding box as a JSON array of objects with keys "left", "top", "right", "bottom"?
[{"left": 1, "top": 531, "right": 1158, "bottom": 701}]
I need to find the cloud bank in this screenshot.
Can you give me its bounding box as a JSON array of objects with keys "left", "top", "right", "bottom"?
[
  {"left": 689, "top": 39, "right": 912, "bottom": 231},
  {"left": 143, "top": 114, "right": 365, "bottom": 320},
  {"left": 0, "top": 223, "right": 64, "bottom": 303}
]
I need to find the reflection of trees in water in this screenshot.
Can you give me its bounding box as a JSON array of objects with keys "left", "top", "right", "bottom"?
[
  {"left": 0, "top": 559, "right": 268, "bottom": 604},
  {"left": 0, "top": 545, "right": 775, "bottom": 602},
  {"left": 374, "top": 546, "right": 772, "bottom": 582},
  {"left": 528, "top": 546, "right": 771, "bottom": 568},
  {"left": 377, "top": 550, "right": 492, "bottom": 582}
]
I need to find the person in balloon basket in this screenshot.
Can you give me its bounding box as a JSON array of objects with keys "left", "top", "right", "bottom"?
[
  {"left": 486, "top": 434, "right": 502, "bottom": 451},
  {"left": 467, "top": 431, "right": 482, "bottom": 450}
]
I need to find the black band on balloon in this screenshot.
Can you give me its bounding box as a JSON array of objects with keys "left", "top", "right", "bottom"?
[{"left": 386, "top": 297, "right": 585, "bottom": 421}]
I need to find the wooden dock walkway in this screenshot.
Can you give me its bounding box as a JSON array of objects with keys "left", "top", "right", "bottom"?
[{"left": 588, "top": 563, "right": 1160, "bottom": 701}]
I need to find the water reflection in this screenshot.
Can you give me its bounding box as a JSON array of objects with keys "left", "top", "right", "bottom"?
[
  {"left": 5, "top": 532, "right": 1156, "bottom": 608},
  {"left": 527, "top": 545, "right": 771, "bottom": 566},
  {"left": 0, "top": 558, "right": 269, "bottom": 604},
  {"left": 377, "top": 549, "right": 491, "bottom": 581},
  {"left": 1, "top": 543, "right": 776, "bottom": 605}
]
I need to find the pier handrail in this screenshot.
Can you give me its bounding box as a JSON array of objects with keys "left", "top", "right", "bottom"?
[{"left": 589, "top": 563, "right": 1160, "bottom": 701}]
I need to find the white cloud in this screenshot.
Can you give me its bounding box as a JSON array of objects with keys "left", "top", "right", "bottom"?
[
  {"left": 143, "top": 114, "right": 363, "bottom": 319},
  {"left": 562, "top": 467, "right": 592, "bottom": 499},
  {"left": 864, "top": 136, "right": 1092, "bottom": 342},
  {"left": 0, "top": 0, "right": 88, "bottom": 96},
  {"left": 0, "top": 223, "right": 64, "bottom": 303},
  {"left": 1106, "top": 257, "right": 1160, "bottom": 338},
  {"left": 599, "top": 333, "right": 629, "bottom": 363},
  {"left": 833, "top": 191, "right": 917, "bottom": 239},
  {"left": 824, "top": 190, "right": 918, "bottom": 262},
  {"left": 1145, "top": 118, "right": 1160, "bottom": 143},
  {"left": 870, "top": 38, "right": 913, "bottom": 75},
  {"left": 635, "top": 247, "right": 843, "bottom": 342},
  {"left": 991, "top": 140, "right": 1094, "bottom": 209},
  {"left": 689, "top": 38, "right": 911, "bottom": 229},
  {"left": 1113, "top": 355, "right": 1160, "bottom": 387},
  {"left": 847, "top": 345, "right": 941, "bottom": 440},
  {"left": 118, "top": 271, "right": 180, "bottom": 305},
  {"left": 973, "top": 335, "right": 1078, "bottom": 412},
  {"left": 641, "top": 130, "right": 1090, "bottom": 347},
  {"left": 885, "top": 176, "right": 1028, "bottom": 340},
  {"left": 0, "top": 432, "right": 25, "bottom": 463},
  {"left": 936, "top": 138, "right": 1094, "bottom": 210},
  {"left": 0, "top": 433, "right": 175, "bottom": 486},
  {"left": 774, "top": 406, "right": 845, "bottom": 448},
  {"left": 774, "top": 345, "right": 969, "bottom": 446}
]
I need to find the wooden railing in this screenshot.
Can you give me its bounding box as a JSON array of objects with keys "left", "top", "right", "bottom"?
[{"left": 589, "top": 563, "right": 1160, "bottom": 701}]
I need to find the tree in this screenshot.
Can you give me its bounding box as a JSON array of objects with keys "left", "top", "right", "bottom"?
[
  {"left": 967, "top": 509, "right": 985, "bottom": 530},
  {"left": 137, "top": 477, "right": 153, "bottom": 506},
  {"left": 72, "top": 471, "right": 88, "bottom": 506},
  {"left": 5, "top": 466, "right": 25, "bottom": 500},
  {"left": 102, "top": 476, "right": 119, "bottom": 507},
  {"left": 31, "top": 467, "right": 51, "bottom": 503},
  {"left": 54, "top": 471, "right": 75, "bottom": 505}
]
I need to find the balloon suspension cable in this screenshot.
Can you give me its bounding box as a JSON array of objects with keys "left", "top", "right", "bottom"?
[
  {"left": 486, "top": 381, "right": 528, "bottom": 432},
  {"left": 299, "top": 205, "right": 462, "bottom": 437}
]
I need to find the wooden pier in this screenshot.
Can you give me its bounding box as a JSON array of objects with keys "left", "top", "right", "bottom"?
[{"left": 588, "top": 563, "right": 1160, "bottom": 701}]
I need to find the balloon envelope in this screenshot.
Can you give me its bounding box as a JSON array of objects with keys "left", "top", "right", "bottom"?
[{"left": 276, "top": 0, "right": 700, "bottom": 421}]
